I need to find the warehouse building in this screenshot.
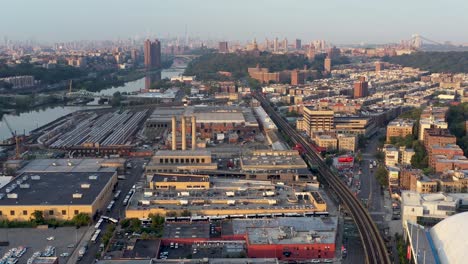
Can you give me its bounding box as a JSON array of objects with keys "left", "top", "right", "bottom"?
[{"left": 0, "top": 170, "right": 117, "bottom": 221}]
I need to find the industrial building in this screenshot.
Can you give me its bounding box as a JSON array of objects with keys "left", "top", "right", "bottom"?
[
  {"left": 160, "top": 217, "right": 337, "bottom": 261},
  {"left": 125, "top": 178, "right": 327, "bottom": 218},
  {"left": 0, "top": 170, "right": 116, "bottom": 221},
  {"left": 47, "top": 110, "right": 149, "bottom": 156}
]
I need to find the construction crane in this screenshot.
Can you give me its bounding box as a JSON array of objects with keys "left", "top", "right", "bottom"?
[{"left": 1, "top": 116, "right": 21, "bottom": 159}]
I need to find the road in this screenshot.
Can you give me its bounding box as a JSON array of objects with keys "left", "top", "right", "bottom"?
[
  {"left": 358, "top": 132, "right": 386, "bottom": 226},
  {"left": 69, "top": 157, "right": 147, "bottom": 264}
]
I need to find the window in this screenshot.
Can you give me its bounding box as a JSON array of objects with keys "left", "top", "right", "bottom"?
[
  {"left": 74, "top": 210, "right": 79, "bottom": 215},
  {"left": 49, "top": 210, "right": 54, "bottom": 215},
  {"left": 62, "top": 210, "right": 66, "bottom": 215},
  {"left": 23, "top": 210, "right": 27, "bottom": 215},
  {"left": 10, "top": 210, "right": 15, "bottom": 216},
  {"left": 0, "top": 211, "right": 2, "bottom": 215}
]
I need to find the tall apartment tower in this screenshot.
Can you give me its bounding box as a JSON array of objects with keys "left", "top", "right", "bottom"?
[
  {"left": 144, "top": 39, "right": 161, "bottom": 69},
  {"left": 307, "top": 43, "right": 316, "bottom": 61},
  {"left": 295, "top": 39, "right": 302, "bottom": 50},
  {"left": 218, "top": 41, "right": 229, "bottom": 53},
  {"left": 353, "top": 76, "right": 369, "bottom": 98},
  {"left": 324, "top": 56, "right": 332, "bottom": 72},
  {"left": 273, "top": 37, "right": 278, "bottom": 52},
  {"left": 375, "top": 61, "right": 384, "bottom": 72},
  {"left": 283, "top": 38, "right": 288, "bottom": 52}
]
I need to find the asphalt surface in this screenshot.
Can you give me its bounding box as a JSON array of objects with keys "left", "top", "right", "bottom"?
[{"left": 74, "top": 157, "right": 147, "bottom": 264}]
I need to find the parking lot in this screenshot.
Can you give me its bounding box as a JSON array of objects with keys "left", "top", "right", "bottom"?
[{"left": 0, "top": 227, "right": 86, "bottom": 262}]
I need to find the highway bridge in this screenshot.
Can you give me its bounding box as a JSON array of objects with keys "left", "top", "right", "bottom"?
[{"left": 254, "top": 93, "right": 391, "bottom": 264}]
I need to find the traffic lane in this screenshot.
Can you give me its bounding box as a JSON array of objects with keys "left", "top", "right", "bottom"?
[
  {"left": 80, "top": 158, "right": 146, "bottom": 262},
  {"left": 357, "top": 160, "right": 371, "bottom": 200}
]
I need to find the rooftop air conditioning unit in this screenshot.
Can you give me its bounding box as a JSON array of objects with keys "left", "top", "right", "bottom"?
[
  {"left": 20, "top": 184, "right": 30, "bottom": 189},
  {"left": 73, "top": 193, "right": 83, "bottom": 199},
  {"left": 31, "top": 175, "right": 41, "bottom": 180},
  {"left": 81, "top": 183, "right": 91, "bottom": 189},
  {"left": 89, "top": 175, "right": 98, "bottom": 180}
]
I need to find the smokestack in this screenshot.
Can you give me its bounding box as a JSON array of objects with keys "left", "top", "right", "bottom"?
[
  {"left": 191, "top": 115, "right": 196, "bottom": 150},
  {"left": 181, "top": 116, "right": 187, "bottom": 151},
  {"left": 172, "top": 116, "right": 177, "bottom": 150}
]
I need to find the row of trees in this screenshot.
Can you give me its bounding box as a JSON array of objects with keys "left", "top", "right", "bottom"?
[
  {"left": 386, "top": 51, "right": 468, "bottom": 73},
  {"left": 184, "top": 52, "right": 350, "bottom": 81},
  {"left": 0, "top": 63, "right": 86, "bottom": 84},
  {"left": 447, "top": 102, "right": 468, "bottom": 156}
]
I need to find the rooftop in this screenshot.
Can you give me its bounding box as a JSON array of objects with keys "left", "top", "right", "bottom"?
[
  {"left": 152, "top": 174, "right": 209, "bottom": 183},
  {"left": 19, "top": 158, "right": 123, "bottom": 173},
  {"left": 0, "top": 171, "right": 115, "bottom": 206},
  {"left": 230, "top": 217, "right": 337, "bottom": 245},
  {"left": 153, "top": 150, "right": 211, "bottom": 157}
]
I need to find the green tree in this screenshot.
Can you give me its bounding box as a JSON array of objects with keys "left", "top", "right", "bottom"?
[
  {"left": 375, "top": 165, "right": 389, "bottom": 187},
  {"left": 111, "top": 91, "right": 122, "bottom": 107},
  {"left": 165, "top": 211, "right": 177, "bottom": 217},
  {"left": 180, "top": 209, "right": 192, "bottom": 217},
  {"left": 31, "top": 210, "right": 45, "bottom": 225},
  {"left": 72, "top": 213, "right": 90, "bottom": 227}
]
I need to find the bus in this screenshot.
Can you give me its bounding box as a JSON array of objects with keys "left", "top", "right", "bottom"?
[
  {"left": 94, "top": 218, "right": 103, "bottom": 229},
  {"left": 114, "top": 190, "right": 122, "bottom": 200},
  {"left": 106, "top": 200, "right": 115, "bottom": 212},
  {"left": 108, "top": 217, "right": 118, "bottom": 224},
  {"left": 91, "top": 229, "right": 101, "bottom": 243}
]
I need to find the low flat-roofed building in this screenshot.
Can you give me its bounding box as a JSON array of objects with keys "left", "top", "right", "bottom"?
[
  {"left": 386, "top": 119, "right": 414, "bottom": 142},
  {"left": 18, "top": 158, "right": 125, "bottom": 173},
  {"left": 31, "top": 257, "right": 59, "bottom": 264},
  {"left": 146, "top": 150, "right": 217, "bottom": 174},
  {"left": 150, "top": 173, "right": 210, "bottom": 190},
  {"left": 230, "top": 217, "right": 337, "bottom": 260},
  {"left": 0, "top": 170, "right": 116, "bottom": 221},
  {"left": 401, "top": 191, "right": 468, "bottom": 229},
  {"left": 126, "top": 178, "right": 326, "bottom": 218}
]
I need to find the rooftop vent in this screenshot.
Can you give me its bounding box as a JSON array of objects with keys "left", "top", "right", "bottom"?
[
  {"left": 19, "top": 184, "right": 30, "bottom": 189},
  {"left": 73, "top": 193, "right": 83, "bottom": 199},
  {"left": 89, "top": 175, "right": 98, "bottom": 180},
  {"left": 7, "top": 193, "right": 18, "bottom": 199},
  {"left": 31, "top": 175, "right": 41, "bottom": 180},
  {"left": 81, "top": 183, "right": 91, "bottom": 189},
  {"left": 22, "top": 175, "right": 29, "bottom": 181}
]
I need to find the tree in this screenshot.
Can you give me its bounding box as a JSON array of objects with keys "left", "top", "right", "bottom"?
[
  {"left": 111, "top": 91, "right": 122, "bottom": 107},
  {"left": 165, "top": 211, "right": 177, "bottom": 217},
  {"left": 31, "top": 210, "right": 45, "bottom": 225},
  {"left": 375, "top": 151, "right": 385, "bottom": 161},
  {"left": 375, "top": 166, "right": 389, "bottom": 187},
  {"left": 180, "top": 209, "right": 192, "bottom": 217},
  {"left": 72, "top": 213, "right": 90, "bottom": 227}
]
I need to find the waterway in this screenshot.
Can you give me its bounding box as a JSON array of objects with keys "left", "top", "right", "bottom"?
[{"left": 0, "top": 67, "right": 185, "bottom": 140}]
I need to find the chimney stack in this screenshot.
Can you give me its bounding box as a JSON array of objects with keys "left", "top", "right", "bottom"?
[
  {"left": 191, "top": 115, "right": 196, "bottom": 150},
  {"left": 181, "top": 116, "right": 187, "bottom": 151},
  {"left": 171, "top": 116, "right": 177, "bottom": 150}
]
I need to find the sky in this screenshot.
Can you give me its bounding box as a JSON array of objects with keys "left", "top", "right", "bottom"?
[{"left": 2, "top": 0, "right": 468, "bottom": 44}]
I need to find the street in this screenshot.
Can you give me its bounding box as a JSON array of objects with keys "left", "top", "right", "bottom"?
[{"left": 68, "top": 157, "right": 147, "bottom": 264}]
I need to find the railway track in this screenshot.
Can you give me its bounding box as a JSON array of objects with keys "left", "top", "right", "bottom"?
[{"left": 254, "top": 93, "right": 390, "bottom": 264}]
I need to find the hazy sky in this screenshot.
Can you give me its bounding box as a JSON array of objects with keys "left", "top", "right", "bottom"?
[{"left": 2, "top": 0, "right": 467, "bottom": 44}]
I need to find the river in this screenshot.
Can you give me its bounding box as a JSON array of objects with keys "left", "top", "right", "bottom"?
[{"left": 0, "top": 67, "right": 185, "bottom": 140}]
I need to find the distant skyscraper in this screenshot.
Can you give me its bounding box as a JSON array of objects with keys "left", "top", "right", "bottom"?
[
  {"left": 283, "top": 38, "right": 288, "bottom": 52},
  {"left": 353, "top": 76, "right": 369, "bottom": 98},
  {"left": 265, "top": 38, "right": 270, "bottom": 51},
  {"left": 375, "top": 61, "right": 384, "bottom": 72},
  {"left": 324, "top": 57, "right": 332, "bottom": 72},
  {"left": 144, "top": 39, "right": 161, "bottom": 69},
  {"left": 274, "top": 37, "right": 278, "bottom": 52},
  {"left": 131, "top": 49, "right": 138, "bottom": 63},
  {"left": 307, "top": 43, "right": 316, "bottom": 61},
  {"left": 218, "top": 41, "right": 229, "bottom": 53},
  {"left": 295, "top": 39, "right": 302, "bottom": 50}
]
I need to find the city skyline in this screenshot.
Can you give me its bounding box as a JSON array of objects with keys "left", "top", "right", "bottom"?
[{"left": 2, "top": 0, "right": 468, "bottom": 44}]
